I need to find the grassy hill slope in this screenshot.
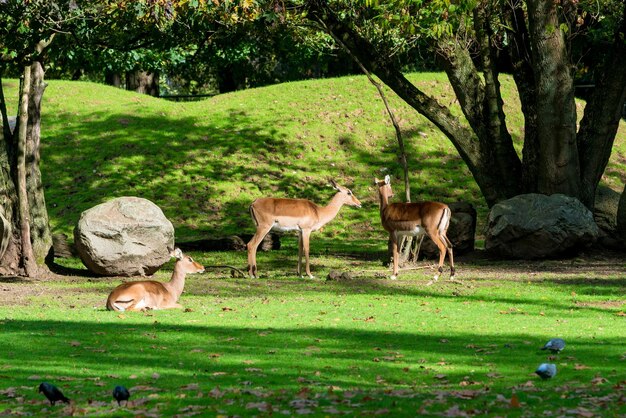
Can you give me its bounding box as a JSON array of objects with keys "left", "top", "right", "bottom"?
[{"left": 3, "top": 73, "right": 625, "bottom": 248}]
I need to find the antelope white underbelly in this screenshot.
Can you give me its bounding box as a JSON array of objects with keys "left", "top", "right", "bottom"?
[
  {"left": 271, "top": 222, "right": 301, "bottom": 233},
  {"left": 394, "top": 226, "right": 426, "bottom": 239}
]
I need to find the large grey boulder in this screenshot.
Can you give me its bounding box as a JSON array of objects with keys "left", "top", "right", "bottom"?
[
  {"left": 593, "top": 185, "right": 624, "bottom": 250},
  {"left": 485, "top": 194, "right": 599, "bottom": 259},
  {"left": 74, "top": 197, "right": 175, "bottom": 276},
  {"left": 420, "top": 201, "right": 476, "bottom": 258}
]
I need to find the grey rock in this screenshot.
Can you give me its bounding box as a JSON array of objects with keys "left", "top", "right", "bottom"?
[
  {"left": 74, "top": 197, "right": 174, "bottom": 276},
  {"left": 594, "top": 186, "right": 624, "bottom": 250},
  {"left": 594, "top": 185, "right": 619, "bottom": 232},
  {"left": 485, "top": 194, "right": 599, "bottom": 259}
]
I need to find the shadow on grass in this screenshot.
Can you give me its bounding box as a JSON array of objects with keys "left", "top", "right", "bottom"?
[{"left": 1, "top": 319, "right": 623, "bottom": 394}]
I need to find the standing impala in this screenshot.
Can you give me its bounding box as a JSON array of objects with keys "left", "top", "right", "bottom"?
[
  {"left": 106, "top": 248, "right": 204, "bottom": 311},
  {"left": 375, "top": 175, "right": 455, "bottom": 284},
  {"left": 247, "top": 180, "right": 362, "bottom": 278}
]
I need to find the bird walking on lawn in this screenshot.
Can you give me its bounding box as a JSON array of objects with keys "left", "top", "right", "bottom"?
[
  {"left": 113, "top": 385, "right": 130, "bottom": 406},
  {"left": 541, "top": 338, "right": 566, "bottom": 353},
  {"left": 38, "top": 382, "right": 70, "bottom": 405},
  {"left": 535, "top": 363, "right": 557, "bottom": 379}
]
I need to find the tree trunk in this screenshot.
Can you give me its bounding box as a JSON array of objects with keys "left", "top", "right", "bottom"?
[
  {"left": 105, "top": 71, "right": 122, "bottom": 88},
  {"left": 16, "top": 64, "right": 38, "bottom": 276},
  {"left": 126, "top": 70, "right": 160, "bottom": 96},
  {"left": 578, "top": 1, "right": 626, "bottom": 208},
  {"left": 0, "top": 76, "right": 20, "bottom": 274},
  {"left": 26, "top": 61, "right": 52, "bottom": 263},
  {"left": 0, "top": 64, "right": 52, "bottom": 276},
  {"left": 527, "top": 0, "right": 580, "bottom": 197},
  {"left": 503, "top": 1, "right": 541, "bottom": 193}
]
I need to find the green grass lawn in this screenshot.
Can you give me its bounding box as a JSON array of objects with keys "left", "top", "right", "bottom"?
[
  {"left": 0, "top": 74, "right": 625, "bottom": 416},
  {"left": 0, "top": 248, "right": 625, "bottom": 416}
]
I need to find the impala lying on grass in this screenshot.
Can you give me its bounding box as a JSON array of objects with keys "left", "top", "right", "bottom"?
[
  {"left": 375, "top": 175, "right": 455, "bottom": 284},
  {"left": 247, "top": 180, "right": 362, "bottom": 278},
  {"left": 106, "top": 248, "right": 204, "bottom": 311}
]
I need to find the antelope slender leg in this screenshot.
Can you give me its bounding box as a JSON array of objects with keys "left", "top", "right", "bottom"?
[
  {"left": 297, "top": 231, "right": 303, "bottom": 277},
  {"left": 301, "top": 229, "right": 313, "bottom": 278},
  {"left": 247, "top": 224, "right": 272, "bottom": 278},
  {"left": 426, "top": 230, "right": 448, "bottom": 285},
  {"left": 442, "top": 233, "right": 455, "bottom": 280},
  {"left": 391, "top": 233, "right": 399, "bottom": 280}
]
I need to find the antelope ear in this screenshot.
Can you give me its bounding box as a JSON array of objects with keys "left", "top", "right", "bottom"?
[
  {"left": 170, "top": 248, "right": 183, "bottom": 259},
  {"left": 384, "top": 175, "right": 391, "bottom": 184},
  {"left": 374, "top": 177, "right": 380, "bottom": 185},
  {"left": 329, "top": 179, "right": 339, "bottom": 190}
]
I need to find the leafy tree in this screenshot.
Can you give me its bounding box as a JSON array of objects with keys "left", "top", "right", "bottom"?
[{"left": 303, "top": 0, "right": 626, "bottom": 210}]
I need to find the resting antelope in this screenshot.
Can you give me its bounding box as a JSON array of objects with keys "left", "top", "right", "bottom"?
[
  {"left": 375, "top": 175, "right": 455, "bottom": 283},
  {"left": 247, "top": 180, "right": 362, "bottom": 278},
  {"left": 106, "top": 248, "right": 204, "bottom": 311}
]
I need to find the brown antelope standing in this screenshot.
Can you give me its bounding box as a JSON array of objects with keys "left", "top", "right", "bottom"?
[
  {"left": 247, "top": 180, "right": 362, "bottom": 278},
  {"left": 106, "top": 248, "right": 204, "bottom": 311},
  {"left": 375, "top": 175, "right": 455, "bottom": 284}
]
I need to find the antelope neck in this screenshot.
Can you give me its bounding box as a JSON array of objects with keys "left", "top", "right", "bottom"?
[
  {"left": 315, "top": 193, "right": 345, "bottom": 228},
  {"left": 378, "top": 188, "right": 390, "bottom": 212},
  {"left": 165, "top": 264, "right": 186, "bottom": 297}
]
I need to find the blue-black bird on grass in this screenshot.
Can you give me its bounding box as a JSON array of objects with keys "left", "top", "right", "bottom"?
[
  {"left": 113, "top": 385, "right": 130, "bottom": 406},
  {"left": 541, "top": 338, "right": 566, "bottom": 353},
  {"left": 535, "top": 363, "right": 557, "bottom": 379},
  {"left": 38, "top": 382, "right": 70, "bottom": 405}
]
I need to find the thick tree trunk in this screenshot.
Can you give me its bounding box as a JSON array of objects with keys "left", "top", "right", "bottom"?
[
  {"left": 503, "top": 1, "right": 541, "bottom": 193},
  {"left": 578, "top": 1, "right": 626, "bottom": 209},
  {"left": 527, "top": 0, "right": 581, "bottom": 197},
  {"left": 27, "top": 61, "right": 52, "bottom": 263},
  {"left": 126, "top": 70, "right": 160, "bottom": 96}
]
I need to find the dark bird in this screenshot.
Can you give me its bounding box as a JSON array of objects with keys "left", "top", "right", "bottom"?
[
  {"left": 535, "top": 363, "right": 557, "bottom": 379},
  {"left": 113, "top": 385, "right": 130, "bottom": 406},
  {"left": 541, "top": 338, "right": 566, "bottom": 353},
  {"left": 38, "top": 382, "right": 70, "bottom": 405}
]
